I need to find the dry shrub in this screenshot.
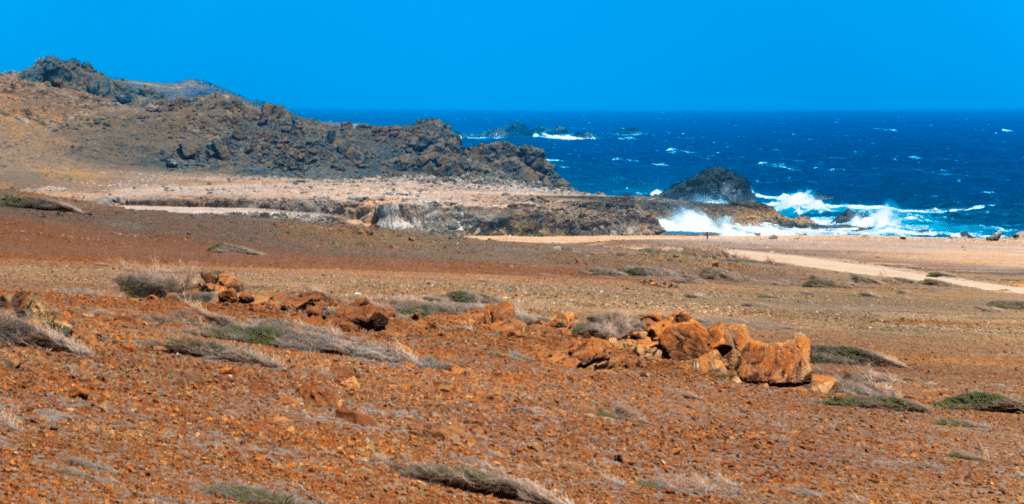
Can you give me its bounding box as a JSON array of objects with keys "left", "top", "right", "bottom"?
[
  {"left": 811, "top": 345, "right": 907, "bottom": 368},
  {"left": 0, "top": 403, "right": 19, "bottom": 431},
  {"left": 648, "top": 471, "right": 743, "bottom": 498},
  {"left": 836, "top": 365, "right": 904, "bottom": 397},
  {"left": 575, "top": 312, "right": 641, "bottom": 338},
  {"left": 400, "top": 464, "right": 575, "bottom": 504},
  {"left": 0, "top": 309, "right": 93, "bottom": 356},
  {"left": 164, "top": 338, "right": 283, "bottom": 368},
  {"left": 114, "top": 262, "right": 196, "bottom": 298},
  {"left": 188, "top": 304, "right": 446, "bottom": 369}
]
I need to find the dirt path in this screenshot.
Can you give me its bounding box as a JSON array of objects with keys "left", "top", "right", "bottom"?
[{"left": 725, "top": 248, "right": 1024, "bottom": 294}]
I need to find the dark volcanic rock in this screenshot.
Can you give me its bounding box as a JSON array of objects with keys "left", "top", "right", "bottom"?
[
  {"left": 19, "top": 55, "right": 161, "bottom": 105},
  {"left": 661, "top": 167, "right": 756, "bottom": 203},
  {"left": 833, "top": 209, "right": 866, "bottom": 224}
]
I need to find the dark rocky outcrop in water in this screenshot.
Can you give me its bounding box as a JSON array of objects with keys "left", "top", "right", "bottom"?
[
  {"left": 661, "top": 167, "right": 756, "bottom": 203},
  {"left": 474, "top": 122, "right": 595, "bottom": 140},
  {"left": 832, "top": 209, "right": 866, "bottom": 224}
]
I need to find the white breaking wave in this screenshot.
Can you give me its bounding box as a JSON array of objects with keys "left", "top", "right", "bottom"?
[
  {"left": 1002, "top": 128, "right": 1013, "bottom": 132},
  {"left": 874, "top": 127, "right": 898, "bottom": 132},
  {"left": 532, "top": 133, "right": 594, "bottom": 141},
  {"left": 546, "top": 158, "right": 561, "bottom": 162},
  {"left": 649, "top": 189, "right": 662, "bottom": 196},
  {"left": 757, "top": 161, "right": 796, "bottom": 171},
  {"left": 666, "top": 148, "right": 677, "bottom": 153},
  {"left": 652, "top": 162, "right": 669, "bottom": 167},
  {"left": 908, "top": 155, "right": 922, "bottom": 160}
]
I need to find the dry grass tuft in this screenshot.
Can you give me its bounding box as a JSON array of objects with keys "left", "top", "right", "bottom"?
[
  {"left": 188, "top": 305, "right": 446, "bottom": 369},
  {"left": 811, "top": 345, "right": 907, "bottom": 368},
  {"left": 113, "top": 262, "right": 196, "bottom": 298},
  {"left": 647, "top": 471, "right": 743, "bottom": 498},
  {"left": 0, "top": 309, "right": 93, "bottom": 356},
  {"left": 400, "top": 464, "right": 575, "bottom": 504},
  {"left": 0, "top": 403, "right": 20, "bottom": 431},
  {"left": 574, "top": 311, "right": 641, "bottom": 338},
  {"left": 835, "top": 365, "right": 904, "bottom": 397},
  {"left": 164, "top": 338, "right": 283, "bottom": 368}
]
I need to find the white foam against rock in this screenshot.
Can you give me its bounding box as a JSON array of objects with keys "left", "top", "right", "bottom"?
[
  {"left": 532, "top": 133, "right": 594, "bottom": 140},
  {"left": 660, "top": 190, "right": 996, "bottom": 237}
]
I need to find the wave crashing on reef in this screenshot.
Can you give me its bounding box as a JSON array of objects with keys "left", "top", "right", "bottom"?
[{"left": 659, "top": 190, "right": 996, "bottom": 237}]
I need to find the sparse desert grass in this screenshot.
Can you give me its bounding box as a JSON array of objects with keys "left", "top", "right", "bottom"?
[
  {"left": 987, "top": 300, "right": 1024, "bottom": 310},
  {"left": 597, "top": 404, "right": 643, "bottom": 421},
  {"left": 699, "top": 266, "right": 738, "bottom": 282},
  {"left": 573, "top": 311, "right": 641, "bottom": 338},
  {"left": 947, "top": 451, "right": 985, "bottom": 461},
  {"left": 399, "top": 464, "right": 575, "bottom": 504},
  {"left": 0, "top": 309, "right": 93, "bottom": 356},
  {"left": 935, "top": 418, "right": 988, "bottom": 428},
  {"left": 645, "top": 471, "right": 743, "bottom": 498},
  {"left": 0, "top": 402, "right": 19, "bottom": 430},
  {"left": 207, "top": 483, "right": 300, "bottom": 503},
  {"left": 934, "top": 391, "right": 1024, "bottom": 412},
  {"left": 113, "top": 262, "right": 196, "bottom": 298},
  {"left": 835, "top": 366, "right": 905, "bottom": 396},
  {"left": 810, "top": 345, "right": 907, "bottom": 367},
  {"left": 189, "top": 305, "right": 446, "bottom": 369},
  {"left": 850, "top": 274, "right": 879, "bottom": 284},
  {"left": 927, "top": 271, "right": 952, "bottom": 277},
  {"left": 802, "top": 276, "right": 838, "bottom": 288},
  {"left": 824, "top": 396, "right": 930, "bottom": 412},
  {"left": 164, "top": 338, "right": 283, "bottom": 368},
  {"left": 385, "top": 295, "right": 546, "bottom": 323}
]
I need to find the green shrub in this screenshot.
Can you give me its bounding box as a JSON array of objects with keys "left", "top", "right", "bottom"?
[
  {"left": 935, "top": 418, "right": 986, "bottom": 428},
  {"left": 623, "top": 267, "right": 647, "bottom": 276},
  {"left": 209, "top": 324, "right": 285, "bottom": 345},
  {"left": 921, "top": 278, "right": 948, "bottom": 286},
  {"left": 399, "top": 305, "right": 431, "bottom": 316},
  {"left": 446, "top": 291, "right": 476, "bottom": 303},
  {"left": 850, "top": 274, "right": 879, "bottom": 284},
  {"left": 824, "top": 396, "right": 929, "bottom": 412},
  {"left": 934, "top": 391, "right": 1010, "bottom": 409},
  {"left": 926, "top": 272, "right": 950, "bottom": 277},
  {"left": 802, "top": 276, "right": 837, "bottom": 288},
  {"left": 947, "top": 451, "right": 984, "bottom": 461},
  {"left": 986, "top": 300, "right": 1024, "bottom": 310}
]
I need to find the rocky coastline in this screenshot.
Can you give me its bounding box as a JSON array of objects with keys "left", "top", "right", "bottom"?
[{"left": 5, "top": 56, "right": 819, "bottom": 236}]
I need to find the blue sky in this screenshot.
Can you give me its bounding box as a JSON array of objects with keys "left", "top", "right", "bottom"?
[{"left": 2, "top": 1, "right": 1022, "bottom": 110}]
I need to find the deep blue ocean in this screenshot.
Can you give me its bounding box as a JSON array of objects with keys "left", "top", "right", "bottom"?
[{"left": 297, "top": 109, "right": 1023, "bottom": 237}]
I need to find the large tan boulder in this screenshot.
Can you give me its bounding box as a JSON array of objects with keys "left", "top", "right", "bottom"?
[
  {"left": 736, "top": 334, "right": 813, "bottom": 385},
  {"left": 568, "top": 337, "right": 613, "bottom": 368},
  {"left": 648, "top": 311, "right": 727, "bottom": 360},
  {"left": 708, "top": 322, "right": 752, "bottom": 366},
  {"left": 483, "top": 300, "right": 516, "bottom": 323}
]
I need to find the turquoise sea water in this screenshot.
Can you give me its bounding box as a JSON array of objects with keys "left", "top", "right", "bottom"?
[{"left": 298, "top": 109, "right": 1023, "bottom": 237}]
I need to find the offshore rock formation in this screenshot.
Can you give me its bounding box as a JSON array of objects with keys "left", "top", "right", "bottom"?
[
  {"left": 661, "top": 167, "right": 757, "bottom": 203},
  {"left": 473, "top": 121, "right": 595, "bottom": 140}
]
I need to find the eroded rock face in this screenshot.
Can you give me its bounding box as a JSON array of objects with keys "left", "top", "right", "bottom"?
[
  {"left": 736, "top": 334, "right": 813, "bottom": 385},
  {"left": 646, "top": 312, "right": 728, "bottom": 360}
]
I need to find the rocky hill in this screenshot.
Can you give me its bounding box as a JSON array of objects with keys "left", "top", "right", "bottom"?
[{"left": 11, "top": 56, "right": 572, "bottom": 189}]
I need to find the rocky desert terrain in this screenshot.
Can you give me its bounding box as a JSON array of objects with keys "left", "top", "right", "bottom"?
[{"left": 2, "top": 57, "right": 1024, "bottom": 503}]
